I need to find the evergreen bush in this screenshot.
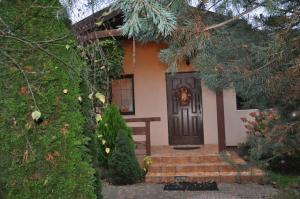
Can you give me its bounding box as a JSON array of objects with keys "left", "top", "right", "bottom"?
[
  {"left": 0, "top": 1, "right": 97, "bottom": 198},
  {"left": 80, "top": 78, "right": 103, "bottom": 198},
  {"left": 108, "top": 130, "right": 142, "bottom": 185},
  {"left": 96, "top": 105, "right": 132, "bottom": 167}
]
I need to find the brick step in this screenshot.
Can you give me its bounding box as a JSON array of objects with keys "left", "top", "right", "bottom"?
[
  {"left": 151, "top": 155, "right": 245, "bottom": 165},
  {"left": 145, "top": 170, "right": 264, "bottom": 183},
  {"left": 148, "top": 162, "right": 249, "bottom": 173}
]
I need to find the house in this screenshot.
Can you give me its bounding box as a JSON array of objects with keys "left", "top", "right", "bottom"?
[{"left": 73, "top": 7, "right": 263, "bottom": 183}]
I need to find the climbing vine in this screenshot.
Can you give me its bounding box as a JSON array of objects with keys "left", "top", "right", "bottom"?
[
  {"left": 78, "top": 38, "right": 124, "bottom": 132},
  {"left": 77, "top": 38, "right": 124, "bottom": 197}
]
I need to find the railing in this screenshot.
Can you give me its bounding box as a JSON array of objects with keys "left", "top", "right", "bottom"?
[{"left": 125, "top": 117, "right": 161, "bottom": 156}]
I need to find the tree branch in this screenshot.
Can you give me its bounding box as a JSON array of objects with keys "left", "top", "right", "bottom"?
[
  {"left": 36, "top": 35, "right": 69, "bottom": 44},
  {"left": 1, "top": 50, "right": 39, "bottom": 110},
  {"left": 1, "top": 34, "right": 80, "bottom": 76},
  {"left": 204, "top": 4, "right": 261, "bottom": 31},
  {"left": 207, "top": 0, "right": 223, "bottom": 11}
]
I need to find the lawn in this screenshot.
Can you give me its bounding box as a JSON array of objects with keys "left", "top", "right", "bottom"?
[
  {"left": 267, "top": 171, "right": 300, "bottom": 199},
  {"left": 268, "top": 171, "right": 300, "bottom": 189}
]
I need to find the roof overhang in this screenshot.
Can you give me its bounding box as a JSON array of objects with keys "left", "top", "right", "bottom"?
[{"left": 72, "top": 6, "right": 123, "bottom": 42}]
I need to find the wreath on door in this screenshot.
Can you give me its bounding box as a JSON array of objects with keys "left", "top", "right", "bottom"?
[{"left": 178, "top": 86, "right": 191, "bottom": 106}]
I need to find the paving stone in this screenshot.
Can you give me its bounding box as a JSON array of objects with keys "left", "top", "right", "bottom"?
[{"left": 102, "top": 182, "right": 278, "bottom": 199}]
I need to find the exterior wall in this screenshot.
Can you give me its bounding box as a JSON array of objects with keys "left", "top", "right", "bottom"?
[
  {"left": 223, "top": 89, "right": 257, "bottom": 146},
  {"left": 120, "top": 40, "right": 253, "bottom": 146}
]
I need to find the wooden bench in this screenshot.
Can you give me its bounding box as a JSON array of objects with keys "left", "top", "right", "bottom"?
[{"left": 125, "top": 117, "right": 161, "bottom": 156}]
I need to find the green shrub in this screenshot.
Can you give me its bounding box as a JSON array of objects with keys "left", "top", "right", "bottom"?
[
  {"left": 108, "top": 130, "right": 142, "bottom": 185},
  {"left": 237, "top": 142, "right": 251, "bottom": 160},
  {"left": 240, "top": 110, "right": 279, "bottom": 137},
  {"left": 96, "top": 105, "right": 132, "bottom": 167},
  {"left": 239, "top": 110, "right": 300, "bottom": 173},
  {"left": 268, "top": 155, "right": 300, "bottom": 174},
  {"left": 0, "top": 1, "right": 97, "bottom": 198}
]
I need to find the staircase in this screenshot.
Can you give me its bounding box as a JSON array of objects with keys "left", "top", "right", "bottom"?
[{"left": 145, "top": 146, "right": 263, "bottom": 183}]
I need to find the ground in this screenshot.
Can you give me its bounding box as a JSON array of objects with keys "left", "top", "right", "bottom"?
[{"left": 102, "top": 182, "right": 277, "bottom": 199}]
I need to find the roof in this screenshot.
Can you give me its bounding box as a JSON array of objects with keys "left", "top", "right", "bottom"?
[
  {"left": 72, "top": 7, "right": 122, "bottom": 42},
  {"left": 72, "top": 6, "right": 252, "bottom": 43}
]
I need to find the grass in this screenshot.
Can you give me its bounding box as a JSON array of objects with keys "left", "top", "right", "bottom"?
[
  {"left": 267, "top": 171, "right": 300, "bottom": 189},
  {"left": 267, "top": 171, "right": 300, "bottom": 199}
]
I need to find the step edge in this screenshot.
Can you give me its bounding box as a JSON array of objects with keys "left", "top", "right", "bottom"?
[{"left": 146, "top": 171, "right": 263, "bottom": 177}]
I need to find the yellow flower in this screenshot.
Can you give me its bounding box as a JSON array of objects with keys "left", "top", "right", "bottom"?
[
  {"left": 96, "top": 114, "right": 102, "bottom": 123},
  {"left": 105, "top": 148, "right": 110, "bottom": 154},
  {"left": 102, "top": 140, "right": 106, "bottom": 145},
  {"left": 63, "top": 89, "right": 68, "bottom": 94},
  {"left": 95, "top": 92, "right": 106, "bottom": 103}
]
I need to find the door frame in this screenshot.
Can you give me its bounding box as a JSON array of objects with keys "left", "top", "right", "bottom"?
[{"left": 165, "top": 71, "right": 204, "bottom": 145}]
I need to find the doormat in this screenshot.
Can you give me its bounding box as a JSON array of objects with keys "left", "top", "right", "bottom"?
[
  {"left": 173, "top": 146, "right": 200, "bottom": 150},
  {"left": 163, "top": 181, "right": 218, "bottom": 191}
]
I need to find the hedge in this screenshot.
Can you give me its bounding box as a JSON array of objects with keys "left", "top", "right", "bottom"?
[{"left": 0, "top": 1, "right": 97, "bottom": 198}]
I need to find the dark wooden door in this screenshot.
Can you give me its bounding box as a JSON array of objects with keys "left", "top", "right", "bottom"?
[{"left": 166, "top": 73, "right": 204, "bottom": 145}]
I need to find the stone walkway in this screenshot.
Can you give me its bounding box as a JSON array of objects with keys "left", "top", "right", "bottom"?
[{"left": 103, "top": 182, "right": 278, "bottom": 199}]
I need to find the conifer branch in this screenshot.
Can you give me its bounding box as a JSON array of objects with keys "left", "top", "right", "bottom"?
[
  {"left": 1, "top": 50, "right": 39, "bottom": 110},
  {"left": 114, "top": 0, "right": 176, "bottom": 38},
  {"left": 207, "top": 0, "right": 223, "bottom": 11},
  {"left": 204, "top": 4, "right": 261, "bottom": 31},
  {"left": 166, "top": 0, "right": 176, "bottom": 9},
  {"left": 36, "top": 35, "right": 69, "bottom": 43},
  {"left": 1, "top": 34, "right": 80, "bottom": 76}
]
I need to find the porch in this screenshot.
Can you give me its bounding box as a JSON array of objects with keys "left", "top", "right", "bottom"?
[
  {"left": 125, "top": 117, "right": 224, "bottom": 156},
  {"left": 145, "top": 145, "right": 263, "bottom": 184},
  {"left": 126, "top": 117, "right": 264, "bottom": 184}
]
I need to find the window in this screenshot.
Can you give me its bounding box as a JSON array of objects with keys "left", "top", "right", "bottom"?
[
  {"left": 111, "top": 74, "right": 135, "bottom": 115},
  {"left": 236, "top": 95, "right": 258, "bottom": 110},
  {"left": 236, "top": 95, "right": 249, "bottom": 110}
]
